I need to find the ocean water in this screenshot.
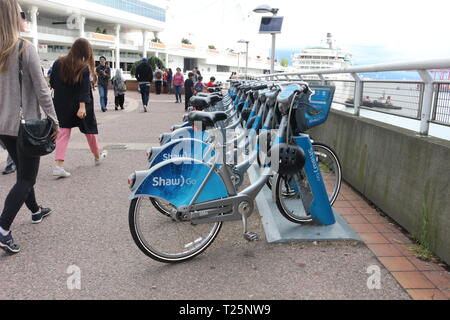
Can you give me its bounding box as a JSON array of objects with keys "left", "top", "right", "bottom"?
[
  {"left": 332, "top": 104, "right": 450, "bottom": 141},
  {"left": 325, "top": 80, "right": 450, "bottom": 141}
]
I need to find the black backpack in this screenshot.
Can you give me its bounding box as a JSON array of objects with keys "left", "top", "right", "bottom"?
[{"left": 136, "top": 62, "right": 152, "bottom": 82}]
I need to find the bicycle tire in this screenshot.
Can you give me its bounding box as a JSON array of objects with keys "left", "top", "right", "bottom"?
[
  {"left": 274, "top": 143, "right": 342, "bottom": 224},
  {"left": 129, "top": 197, "right": 222, "bottom": 263}
]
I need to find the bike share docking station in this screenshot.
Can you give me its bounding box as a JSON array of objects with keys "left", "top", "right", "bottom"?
[
  {"left": 248, "top": 84, "right": 360, "bottom": 244},
  {"left": 128, "top": 81, "right": 361, "bottom": 263},
  {"left": 248, "top": 164, "right": 360, "bottom": 243}
]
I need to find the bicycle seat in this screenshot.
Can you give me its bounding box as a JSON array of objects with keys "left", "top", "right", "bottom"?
[
  {"left": 251, "top": 84, "right": 268, "bottom": 91},
  {"left": 207, "top": 87, "right": 222, "bottom": 93},
  {"left": 208, "top": 94, "right": 222, "bottom": 104},
  {"left": 265, "top": 90, "right": 279, "bottom": 102},
  {"left": 187, "top": 111, "right": 228, "bottom": 127},
  {"left": 190, "top": 96, "right": 211, "bottom": 110},
  {"left": 197, "top": 93, "right": 222, "bottom": 104}
]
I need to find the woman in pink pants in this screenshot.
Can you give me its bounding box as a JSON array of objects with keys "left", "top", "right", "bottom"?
[{"left": 50, "top": 38, "right": 107, "bottom": 178}]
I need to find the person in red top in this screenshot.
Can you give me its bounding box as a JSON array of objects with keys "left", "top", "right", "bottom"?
[{"left": 206, "top": 76, "right": 216, "bottom": 88}]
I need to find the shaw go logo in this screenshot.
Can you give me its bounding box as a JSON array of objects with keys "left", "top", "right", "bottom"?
[{"left": 152, "top": 176, "right": 197, "bottom": 187}]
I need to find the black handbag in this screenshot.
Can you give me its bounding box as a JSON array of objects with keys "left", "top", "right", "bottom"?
[{"left": 17, "top": 40, "right": 55, "bottom": 158}]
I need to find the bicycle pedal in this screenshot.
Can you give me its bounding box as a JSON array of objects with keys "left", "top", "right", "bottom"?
[{"left": 244, "top": 232, "right": 260, "bottom": 242}]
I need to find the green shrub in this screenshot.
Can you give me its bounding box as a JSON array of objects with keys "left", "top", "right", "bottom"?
[{"left": 181, "top": 38, "right": 192, "bottom": 45}]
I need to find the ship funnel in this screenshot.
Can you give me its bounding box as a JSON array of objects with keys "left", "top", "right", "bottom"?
[{"left": 327, "top": 33, "right": 333, "bottom": 49}]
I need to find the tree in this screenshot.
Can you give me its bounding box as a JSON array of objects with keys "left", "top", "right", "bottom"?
[
  {"left": 130, "top": 56, "right": 165, "bottom": 78},
  {"left": 208, "top": 45, "right": 216, "bottom": 50},
  {"left": 281, "top": 58, "right": 289, "bottom": 67}
]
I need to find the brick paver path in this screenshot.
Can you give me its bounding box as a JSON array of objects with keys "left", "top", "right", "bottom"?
[{"left": 335, "top": 184, "right": 450, "bottom": 300}]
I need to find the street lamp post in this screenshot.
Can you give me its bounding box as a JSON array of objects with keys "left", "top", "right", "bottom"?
[
  {"left": 237, "top": 52, "right": 240, "bottom": 74},
  {"left": 238, "top": 40, "right": 249, "bottom": 75},
  {"left": 253, "top": 4, "right": 279, "bottom": 75}
]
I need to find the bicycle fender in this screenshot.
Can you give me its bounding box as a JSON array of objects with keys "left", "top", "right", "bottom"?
[{"left": 130, "top": 158, "right": 228, "bottom": 208}]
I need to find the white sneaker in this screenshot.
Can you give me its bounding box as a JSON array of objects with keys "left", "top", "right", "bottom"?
[
  {"left": 53, "top": 166, "right": 71, "bottom": 178},
  {"left": 143, "top": 105, "right": 148, "bottom": 113},
  {"left": 95, "top": 150, "right": 108, "bottom": 166}
]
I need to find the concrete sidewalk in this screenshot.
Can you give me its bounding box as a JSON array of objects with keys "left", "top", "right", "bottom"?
[{"left": 0, "top": 91, "right": 429, "bottom": 300}]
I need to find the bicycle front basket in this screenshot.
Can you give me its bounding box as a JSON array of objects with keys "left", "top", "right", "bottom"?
[{"left": 293, "top": 85, "right": 335, "bottom": 133}]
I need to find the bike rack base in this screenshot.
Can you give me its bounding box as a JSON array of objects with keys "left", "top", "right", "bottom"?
[{"left": 248, "top": 165, "right": 361, "bottom": 243}]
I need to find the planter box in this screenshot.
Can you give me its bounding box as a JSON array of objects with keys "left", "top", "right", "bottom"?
[
  {"left": 151, "top": 42, "right": 166, "bottom": 49},
  {"left": 89, "top": 32, "right": 115, "bottom": 42},
  {"left": 181, "top": 44, "right": 196, "bottom": 50}
]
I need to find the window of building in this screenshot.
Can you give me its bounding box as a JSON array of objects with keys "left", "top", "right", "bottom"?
[
  {"left": 87, "top": 0, "right": 166, "bottom": 22},
  {"left": 217, "top": 65, "right": 230, "bottom": 73}
]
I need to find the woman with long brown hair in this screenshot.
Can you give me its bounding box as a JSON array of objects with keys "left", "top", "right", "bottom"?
[
  {"left": 50, "top": 38, "right": 107, "bottom": 178},
  {"left": 0, "top": 0, "right": 59, "bottom": 253}
]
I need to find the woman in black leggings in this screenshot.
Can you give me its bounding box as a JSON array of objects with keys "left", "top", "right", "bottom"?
[
  {"left": 0, "top": 0, "right": 59, "bottom": 254},
  {"left": 0, "top": 136, "right": 41, "bottom": 224}
]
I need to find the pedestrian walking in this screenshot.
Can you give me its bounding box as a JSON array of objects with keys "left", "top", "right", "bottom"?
[
  {"left": 0, "top": 141, "right": 16, "bottom": 175},
  {"left": 112, "top": 69, "right": 126, "bottom": 110},
  {"left": 50, "top": 38, "right": 107, "bottom": 179},
  {"left": 0, "top": 0, "right": 60, "bottom": 253},
  {"left": 2, "top": 154, "right": 16, "bottom": 175},
  {"left": 184, "top": 72, "right": 195, "bottom": 111},
  {"left": 135, "top": 57, "right": 153, "bottom": 112},
  {"left": 167, "top": 68, "right": 173, "bottom": 94},
  {"left": 194, "top": 76, "right": 206, "bottom": 95},
  {"left": 172, "top": 68, "right": 184, "bottom": 104},
  {"left": 95, "top": 56, "right": 111, "bottom": 112},
  {"left": 163, "top": 68, "right": 168, "bottom": 94},
  {"left": 193, "top": 67, "right": 201, "bottom": 82},
  {"left": 154, "top": 67, "right": 164, "bottom": 95}
]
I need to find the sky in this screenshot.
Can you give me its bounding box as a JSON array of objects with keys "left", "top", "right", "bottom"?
[{"left": 161, "top": 0, "right": 450, "bottom": 65}]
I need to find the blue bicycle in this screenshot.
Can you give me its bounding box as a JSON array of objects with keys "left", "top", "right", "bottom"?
[{"left": 128, "top": 82, "right": 340, "bottom": 263}]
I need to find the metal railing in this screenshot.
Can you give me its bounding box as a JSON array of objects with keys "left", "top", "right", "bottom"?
[
  {"left": 37, "top": 25, "right": 78, "bottom": 37},
  {"left": 247, "top": 59, "right": 450, "bottom": 135},
  {"left": 433, "top": 82, "right": 450, "bottom": 126}
]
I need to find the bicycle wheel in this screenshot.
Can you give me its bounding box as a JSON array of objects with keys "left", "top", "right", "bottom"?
[
  {"left": 129, "top": 197, "right": 222, "bottom": 263},
  {"left": 312, "top": 143, "right": 342, "bottom": 205},
  {"left": 256, "top": 132, "right": 274, "bottom": 190},
  {"left": 274, "top": 143, "right": 342, "bottom": 224},
  {"left": 151, "top": 198, "right": 175, "bottom": 217},
  {"left": 274, "top": 173, "right": 313, "bottom": 224},
  {"left": 257, "top": 151, "right": 274, "bottom": 190}
]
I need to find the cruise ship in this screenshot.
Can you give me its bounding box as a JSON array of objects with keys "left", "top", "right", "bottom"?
[
  {"left": 18, "top": 0, "right": 284, "bottom": 82},
  {"left": 291, "top": 33, "right": 352, "bottom": 77}
]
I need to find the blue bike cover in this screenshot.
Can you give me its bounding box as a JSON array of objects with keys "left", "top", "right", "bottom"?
[
  {"left": 149, "top": 138, "right": 215, "bottom": 168},
  {"left": 295, "top": 135, "right": 336, "bottom": 225},
  {"left": 133, "top": 159, "right": 228, "bottom": 208}
]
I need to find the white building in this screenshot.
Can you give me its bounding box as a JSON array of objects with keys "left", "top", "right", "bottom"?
[{"left": 19, "top": 0, "right": 284, "bottom": 81}]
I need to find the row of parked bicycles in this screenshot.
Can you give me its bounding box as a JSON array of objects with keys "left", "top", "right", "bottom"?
[{"left": 127, "top": 80, "right": 342, "bottom": 263}]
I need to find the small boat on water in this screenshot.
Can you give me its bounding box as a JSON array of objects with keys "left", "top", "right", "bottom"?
[{"left": 344, "top": 98, "right": 402, "bottom": 110}]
